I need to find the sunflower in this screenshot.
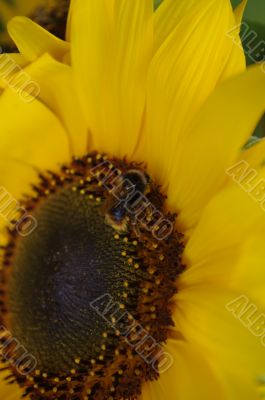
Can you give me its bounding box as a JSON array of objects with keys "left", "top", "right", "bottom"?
[
  {"left": 0, "top": 0, "right": 70, "bottom": 50},
  {"left": 0, "top": 0, "right": 265, "bottom": 399}
]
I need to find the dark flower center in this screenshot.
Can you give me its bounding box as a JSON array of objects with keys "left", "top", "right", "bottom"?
[
  {"left": 8, "top": 189, "right": 141, "bottom": 374},
  {"left": 0, "top": 152, "right": 184, "bottom": 400}
]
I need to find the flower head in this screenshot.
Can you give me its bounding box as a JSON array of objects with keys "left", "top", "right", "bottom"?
[{"left": 1, "top": 0, "right": 265, "bottom": 399}]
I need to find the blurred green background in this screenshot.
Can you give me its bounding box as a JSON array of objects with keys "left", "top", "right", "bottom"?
[
  {"left": 231, "top": 0, "right": 265, "bottom": 137},
  {"left": 231, "top": 0, "right": 265, "bottom": 24}
]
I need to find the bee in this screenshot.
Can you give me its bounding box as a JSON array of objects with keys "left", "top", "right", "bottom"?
[{"left": 105, "top": 169, "right": 149, "bottom": 232}]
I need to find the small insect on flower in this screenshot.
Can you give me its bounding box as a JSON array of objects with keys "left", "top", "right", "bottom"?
[{"left": 105, "top": 169, "right": 149, "bottom": 232}]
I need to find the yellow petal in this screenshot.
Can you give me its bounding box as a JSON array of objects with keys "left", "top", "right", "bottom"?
[
  {"left": 219, "top": 44, "right": 246, "bottom": 82},
  {"left": 167, "top": 66, "right": 265, "bottom": 232},
  {"left": 0, "top": 53, "right": 28, "bottom": 90},
  {"left": 0, "top": 88, "right": 70, "bottom": 195},
  {"left": 234, "top": 0, "right": 248, "bottom": 26},
  {"left": 219, "top": 0, "right": 247, "bottom": 81},
  {"left": 7, "top": 17, "right": 69, "bottom": 62},
  {"left": 70, "top": 0, "right": 153, "bottom": 157},
  {"left": 180, "top": 246, "right": 241, "bottom": 289},
  {"left": 0, "top": 88, "right": 70, "bottom": 244},
  {"left": 142, "top": 339, "right": 224, "bottom": 400},
  {"left": 22, "top": 53, "right": 88, "bottom": 156},
  {"left": 218, "top": 32, "right": 246, "bottom": 83},
  {"left": 135, "top": 0, "right": 244, "bottom": 185},
  {"left": 0, "top": 378, "right": 22, "bottom": 400},
  {"left": 184, "top": 165, "right": 265, "bottom": 266},
  {"left": 174, "top": 285, "right": 265, "bottom": 375},
  {"left": 213, "top": 369, "right": 260, "bottom": 400},
  {"left": 0, "top": 159, "right": 39, "bottom": 245},
  {"left": 229, "top": 236, "right": 265, "bottom": 307}
]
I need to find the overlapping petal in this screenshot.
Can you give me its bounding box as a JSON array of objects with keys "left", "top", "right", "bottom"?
[
  {"left": 0, "top": 53, "right": 28, "bottom": 90},
  {"left": 135, "top": 0, "right": 246, "bottom": 185},
  {"left": 23, "top": 53, "right": 88, "bottom": 156},
  {"left": 70, "top": 0, "right": 153, "bottom": 157},
  {"left": 141, "top": 340, "right": 224, "bottom": 400},
  {"left": 7, "top": 17, "right": 69, "bottom": 62},
  {"left": 0, "top": 88, "right": 70, "bottom": 197},
  {"left": 229, "top": 236, "right": 265, "bottom": 307},
  {"left": 174, "top": 285, "right": 265, "bottom": 377},
  {"left": 184, "top": 167, "right": 265, "bottom": 266},
  {"left": 167, "top": 66, "right": 265, "bottom": 232}
]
